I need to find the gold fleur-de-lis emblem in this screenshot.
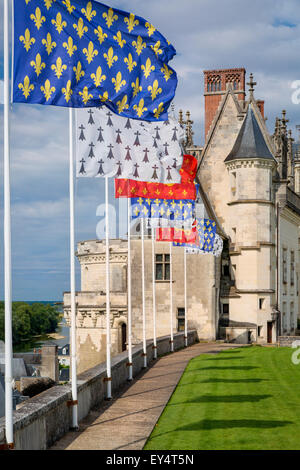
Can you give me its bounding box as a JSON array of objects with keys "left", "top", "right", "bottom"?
[
  {"left": 133, "top": 98, "right": 147, "bottom": 118},
  {"left": 18, "top": 75, "right": 34, "bottom": 99},
  {"left": 81, "top": 1, "right": 96, "bottom": 21},
  {"left": 73, "top": 17, "right": 88, "bottom": 38},
  {"left": 124, "top": 53, "right": 137, "bottom": 73},
  {"left": 30, "top": 53, "right": 46, "bottom": 77},
  {"left": 25, "top": 0, "right": 31, "bottom": 4},
  {"left": 42, "top": 33, "right": 56, "bottom": 55},
  {"left": 52, "top": 12, "right": 67, "bottom": 34},
  {"left": 161, "top": 64, "right": 173, "bottom": 82},
  {"left": 30, "top": 7, "right": 46, "bottom": 30},
  {"left": 148, "top": 80, "right": 162, "bottom": 101},
  {"left": 102, "top": 7, "right": 118, "bottom": 28},
  {"left": 117, "top": 95, "right": 129, "bottom": 114},
  {"left": 44, "top": 0, "right": 56, "bottom": 10},
  {"left": 90, "top": 66, "right": 106, "bottom": 87},
  {"left": 19, "top": 29, "right": 35, "bottom": 52},
  {"left": 40, "top": 79, "right": 56, "bottom": 101},
  {"left": 99, "top": 91, "right": 109, "bottom": 102},
  {"left": 153, "top": 102, "right": 164, "bottom": 119},
  {"left": 83, "top": 41, "right": 98, "bottom": 64},
  {"left": 62, "top": 0, "right": 75, "bottom": 14},
  {"left": 113, "top": 31, "right": 126, "bottom": 48},
  {"left": 63, "top": 36, "right": 77, "bottom": 57},
  {"left": 124, "top": 13, "right": 139, "bottom": 33},
  {"left": 94, "top": 26, "right": 107, "bottom": 44},
  {"left": 51, "top": 57, "right": 67, "bottom": 78},
  {"left": 151, "top": 41, "right": 163, "bottom": 57},
  {"left": 73, "top": 61, "right": 85, "bottom": 83},
  {"left": 132, "top": 36, "right": 146, "bottom": 56},
  {"left": 62, "top": 80, "right": 73, "bottom": 103},
  {"left": 145, "top": 21, "right": 156, "bottom": 37},
  {"left": 112, "top": 71, "right": 126, "bottom": 93},
  {"left": 141, "top": 58, "right": 155, "bottom": 78},
  {"left": 44, "top": 0, "right": 56, "bottom": 9},
  {"left": 103, "top": 47, "right": 118, "bottom": 68},
  {"left": 79, "top": 86, "right": 93, "bottom": 105},
  {"left": 131, "top": 77, "right": 142, "bottom": 97}
]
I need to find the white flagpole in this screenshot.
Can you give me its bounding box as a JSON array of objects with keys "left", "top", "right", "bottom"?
[
  {"left": 184, "top": 248, "right": 188, "bottom": 347},
  {"left": 151, "top": 228, "right": 157, "bottom": 360},
  {"left": 3, "top": 0, "right": 14, "bottom": 448},
  {"left": 169, "top": 242, "right": 174, "bottom": 352},
  {"left": 127, "top": 197, "right": 133, "bottom": 381},
  {"left": 141, "top": 218, "right": 147, "bottom": 368},
  {"left": 105, "top": 177, "right": 112, "bottom": 399},
  {"left": 69, "top": 108, "right": 78, "bottom": 429}
]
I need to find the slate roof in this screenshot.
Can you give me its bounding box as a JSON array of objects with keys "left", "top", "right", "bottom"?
[{"left": 225, "top": 105, "right": 274, "bottom": 162}]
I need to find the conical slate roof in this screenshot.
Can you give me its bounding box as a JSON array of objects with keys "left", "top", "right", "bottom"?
[{"left": 225, "top": 105, "right": 274, "bottom": 162}]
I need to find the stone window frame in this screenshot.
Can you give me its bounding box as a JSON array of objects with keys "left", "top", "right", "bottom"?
[{"left": 155, "top": 253, "right": 170, "bottom": 281}]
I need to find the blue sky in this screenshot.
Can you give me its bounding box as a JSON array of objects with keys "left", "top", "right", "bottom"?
[{"left": 1, "top": 0, "right": 300, "bottom": 300}]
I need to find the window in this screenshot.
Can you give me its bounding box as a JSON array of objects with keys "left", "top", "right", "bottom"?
[
  {"left": 282, "top": 302, "right": 287, "bottom": 332},
  {"left": 231, "top": 172, "right": 237, "bottom": 196},
  {"left": 290, "top": 302, "right": 294, "bottom": 330},
  {"left": 283, "top": 248, "right": 287, "bottom": 284},
  {"left": 232, "top": 227, "right": 236, "bottom": 244},
  {"left": 291, "top": 251, "right": 295, "bottom": 286},
  {"left": 222, "top": 303, "right": 229, "bottom": 314},
  {"left": 177, "top": 308, "right": 185, "bottom": 332},
  {"left": 258, "top": 326, "right": 262, "bottom": 337},
  {"left": 259, "top": 298, "right": 264, "bottom": 310},
  {"left": 155, "top": 254, "right": 170, "bottom": 281}
]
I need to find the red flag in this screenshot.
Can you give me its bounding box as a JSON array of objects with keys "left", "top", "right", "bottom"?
[
  {"left": 156, "top": 224, "right": 198, "bottom": 243},
  {"left": 115, "top": 155, "right": 198, "bottom": 200}
]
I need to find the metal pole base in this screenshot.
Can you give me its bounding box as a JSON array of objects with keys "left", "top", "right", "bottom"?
[
  {"left": 153, "top": 345, "right": 157, "bottom": 360},
  {"left": 170, "top": 340, "right": 174, "bottom": 352},
  {"left": 127, "top": 363, "right": 133, "bottom": 381},
  {"left": 104, "top": 377, "right": 112, "bottom": 399},
  {"left": 142, "top": 353, "right": 147, "bottom": 368},
  {"left": 184, "top": 336, "right": 188, "bottom": 347}
]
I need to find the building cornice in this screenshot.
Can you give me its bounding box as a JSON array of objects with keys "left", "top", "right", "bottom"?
[
  {"left": 225, "top": 158, "right": 276, "bottom": 170},
  {"left": 228, "top": 199, "right": 274, "bottom": 206}
]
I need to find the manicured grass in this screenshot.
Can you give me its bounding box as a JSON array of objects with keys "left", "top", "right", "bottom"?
[{"left": 144, "top": 346, "right": 300, "bottom": 450}]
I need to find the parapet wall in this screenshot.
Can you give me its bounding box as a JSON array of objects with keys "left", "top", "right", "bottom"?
[{"left": 0, "top": 331, "right": 198, "bottom": 450}]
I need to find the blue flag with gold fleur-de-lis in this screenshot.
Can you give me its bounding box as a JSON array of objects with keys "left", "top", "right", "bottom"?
[
  {"left": 131, "top": 197, "right": 195, "bottom": 228},
  {"left": 13, "top": 0, "right": 178, "bottom": 121},
  {"left": 173, "top": 218, "right": 217, "bottom": 252}
]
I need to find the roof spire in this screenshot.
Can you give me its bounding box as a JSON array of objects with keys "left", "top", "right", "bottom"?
[{"left": 247, "top": 73, "right": 257, "bottom": 97}]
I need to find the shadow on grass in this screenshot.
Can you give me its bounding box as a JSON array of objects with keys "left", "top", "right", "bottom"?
[
  {"left": 170, "top": 394, "right": 271, "bottom": 404},
  {"left": 173, "top": 418, "right": 293, "bottom": 431},
  {"left": 187, "top": 366, "right": 259, "bottom": 372},
  {"left": 179, "top": 378, "right": 268, "bottom": 386},
  {"left": 201, "top": 357, "right": 245, "bottom": 361}
]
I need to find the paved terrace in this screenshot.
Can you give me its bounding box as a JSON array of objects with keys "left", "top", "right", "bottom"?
[{"left": 51, "top": 342, "right": 242, "bottom": 450}]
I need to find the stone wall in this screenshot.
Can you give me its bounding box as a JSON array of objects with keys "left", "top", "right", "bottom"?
[
  {"left": 0, "top": 331, "right": 197, "bottom": 450},
  {"left": 278, "top": 335, "right": 300, "bottom": 347}
]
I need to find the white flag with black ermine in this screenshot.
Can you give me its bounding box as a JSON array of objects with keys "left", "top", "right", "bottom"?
[{"left": 76, "top": 106, "right": 184, "bottom": 183}]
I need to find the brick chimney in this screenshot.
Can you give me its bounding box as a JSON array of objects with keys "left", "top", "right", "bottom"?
[
  {"left": 204, "top": 68, "right": 246, "bottom": 140},
  {"left": 256, "top": 100, "right": 265, "bottom": 119}
]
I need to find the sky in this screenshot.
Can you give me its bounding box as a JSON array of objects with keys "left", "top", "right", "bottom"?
[{"left": 1, "top": 0, "right": 300, "bottom": 301}]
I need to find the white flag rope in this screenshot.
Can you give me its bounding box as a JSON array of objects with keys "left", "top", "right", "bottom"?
[
  {"left": 169, "top": 242, "right": 174, "bottom": 352},
  {"left": 151, "top": 228, "right": 157, "bottom": 360},
  {"left": 105, "top": 177, "right": 112, "bottom": 399},
  {"left": 141, "top": 218, "right": 147, "bottom": 368},
  {"left": 3, "top": 0, "right": 13, "bottom": 448},
  {"left": 69, "top": 108, "right": 78, "bottom": 429},
  {"left": 127, "top": 197, "right": 133, "bottom": 381}
]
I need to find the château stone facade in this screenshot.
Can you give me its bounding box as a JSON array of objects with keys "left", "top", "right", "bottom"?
[{"left": 64, "top": 67, "right": 300, "bottom": 373}]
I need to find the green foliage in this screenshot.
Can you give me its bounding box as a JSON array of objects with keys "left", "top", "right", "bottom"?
[{"left": 0, "top": 301, "right": 60, "bottom": 345}]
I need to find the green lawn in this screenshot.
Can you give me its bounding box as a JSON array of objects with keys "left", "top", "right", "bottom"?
[{"left": 144, "top": 346, "right": 300, "bottom": 450}]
